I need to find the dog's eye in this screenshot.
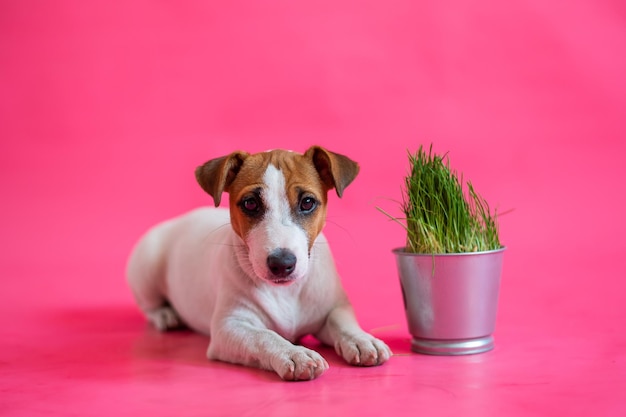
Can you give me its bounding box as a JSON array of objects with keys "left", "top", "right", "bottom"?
[
  {"left": 241, "top": 196, "right": 261, "bottom": 214},
  {"left": 299, "top": 197, "right": 317, "bottom": 214}
]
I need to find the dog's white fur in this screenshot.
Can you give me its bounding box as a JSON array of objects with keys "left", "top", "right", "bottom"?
[
  {"left": 245, "top": 165, "right": 311, "bottom": 282},
  {"left": 127, "top": 147, "right": 391, "bottom": 380}
]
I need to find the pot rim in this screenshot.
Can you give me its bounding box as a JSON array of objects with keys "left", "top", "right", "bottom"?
[{"left": 392, "top": 246, "right": 506, "bottom": 257}]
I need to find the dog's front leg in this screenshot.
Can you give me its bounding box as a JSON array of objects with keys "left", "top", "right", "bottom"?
[
  {"left": 207, "top": 318, "right": 329, "bottom": 381},
  {"left": 316, "top": 303, "right": 392, "bottom": 366}
]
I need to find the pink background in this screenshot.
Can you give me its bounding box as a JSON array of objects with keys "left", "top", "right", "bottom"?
[{"left": 1, "top": 1, "right": 625, "bottom": 416}]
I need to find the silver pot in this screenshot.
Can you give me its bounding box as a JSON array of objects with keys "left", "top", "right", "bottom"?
[{"left": 393, "top": 247, "right": 505, "bottom": 355}]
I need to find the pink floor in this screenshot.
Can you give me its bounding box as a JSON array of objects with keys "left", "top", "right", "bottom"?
[
  {"left": 2, "top": 1, "right": 626, "bottom": 416},
  {"left": 3, "top": 248, "right": 625, "bottom": 416}
]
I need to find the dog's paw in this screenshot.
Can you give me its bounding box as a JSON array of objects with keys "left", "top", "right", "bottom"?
[
  {"left": 334, "top": 333, "right": 392, "bottom": 366},
  {"left": 146, "top": 306, "right": 183, "bottom": 331},
  {"left": 271, "top": 346, "right": 329, "bottom": 381}
]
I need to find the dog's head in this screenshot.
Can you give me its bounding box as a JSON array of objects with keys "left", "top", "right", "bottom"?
[{"left": 195, "top": 146, "right": 359, "bottom": 285}]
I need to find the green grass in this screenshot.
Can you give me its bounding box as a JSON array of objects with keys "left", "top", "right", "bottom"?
[{"left": 383, "top": 145, "right": 502, "bottom": 254}]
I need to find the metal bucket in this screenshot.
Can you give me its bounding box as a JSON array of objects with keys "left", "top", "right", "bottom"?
[{"left": 393, "top": 247, "right": 505, "bottom": 355}]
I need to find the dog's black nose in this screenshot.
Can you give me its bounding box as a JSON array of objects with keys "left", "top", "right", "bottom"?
[{"left": 267, "top": 249, "right": 297, "bottom": 278}]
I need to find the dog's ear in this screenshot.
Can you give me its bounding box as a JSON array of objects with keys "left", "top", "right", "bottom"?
[
  {"left": 195, "top": 151, "right": 249, "bottom": 207},
  {"left": 304, "top": 146, "right": 360, "bottom": 197}
]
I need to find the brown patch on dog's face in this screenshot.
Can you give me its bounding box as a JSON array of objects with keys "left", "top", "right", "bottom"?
[{"left": 227, "top": 150, "right": 329, "bottom": 251}]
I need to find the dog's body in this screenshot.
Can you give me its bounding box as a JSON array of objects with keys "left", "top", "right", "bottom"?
[{"left": 127, "top": 147, "right": 391, "bottom": 380}]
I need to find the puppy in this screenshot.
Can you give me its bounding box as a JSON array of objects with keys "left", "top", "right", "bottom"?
[{"left": 126, "top": 146, "right": 391, "bottom": 380}]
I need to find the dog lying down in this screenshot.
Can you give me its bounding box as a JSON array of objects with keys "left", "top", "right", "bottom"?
[{"left": 126, "top": 146, "right": 391, "bottom": 380}]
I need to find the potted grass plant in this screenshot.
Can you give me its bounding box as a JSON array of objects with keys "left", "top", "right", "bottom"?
[{"left": 381, "top": 145, "right": 505, "bottom": 355}]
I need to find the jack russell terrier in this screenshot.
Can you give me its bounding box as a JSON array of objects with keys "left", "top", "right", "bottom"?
[{"left": 126, "top": 146, "right": 391, "bottom": 380}]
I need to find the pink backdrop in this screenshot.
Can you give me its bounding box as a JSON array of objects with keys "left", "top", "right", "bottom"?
[{"left": 1, "top": 1, "right": 625, "bottom": 415}]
